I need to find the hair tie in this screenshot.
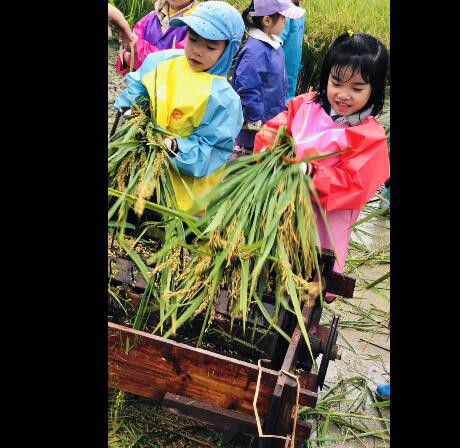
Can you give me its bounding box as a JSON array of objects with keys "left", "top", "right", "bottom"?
[{"left": 348, "top": 30, "right": 354, "bottom": 37}]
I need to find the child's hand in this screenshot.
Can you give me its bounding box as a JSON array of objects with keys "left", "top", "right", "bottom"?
[
  {"left": 299, "top": 162, "right": 313, "bottom": 176},
  {"left": 245, "top": 120, "right": 263, "bottom": 131},
  {"left": 123, "top": 51, "right": 131, "bottom": 65},
  {"left": 120, "top": 32, "right": 138, "bottom": 50},
  {"left": 164, "top": 138, "right": 178, "bottom": 153}
]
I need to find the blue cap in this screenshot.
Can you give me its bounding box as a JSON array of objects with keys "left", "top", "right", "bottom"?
[
  {"left": 171, "top": 14, "right": 227, "bottom": 41},
  {"left": 170, "top": 1, "right": 244, "bottom": 42},
  {"left": 170, "top": 1, "right": 245, "bottom": 77}
]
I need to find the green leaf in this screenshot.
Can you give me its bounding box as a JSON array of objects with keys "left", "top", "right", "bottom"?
[{"left": 203, "top": 200, "right": 228, "bottom": 234}]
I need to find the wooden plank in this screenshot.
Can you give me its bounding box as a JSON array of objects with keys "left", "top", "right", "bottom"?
[
  {"left": 109, "top": 322, "right": 315, "bottom": 417},
  {"left": 298, "top": 388, "right": 318, "bottom": 408},
  {"left": 311, "top": 324, "right": 339, "bottom": 359},
  {"left": 294, "top": 421, "right": 312, "bottom": 448},
  {"left": 299, "top": 371, "right": 318, "bottom": 391},
  {"left": 160, "top": 395, "right": 312, "bottom": 448},
  {"left": 157, "top": 387, "right": 313, "bottom": 448},
  {"left": 318, "top": 248, "right": 335, "bottom": 274},
  {"left": 323, "top": 270, "right": 356, "bottom": 298},
  {"left": 262, "top": 285, "right": 320, "bottom": 447},
  {"left": 162, "top": 392, "right": 262, "bottom": 436},
  {"left": 109, "top": 322, "right": 273, "bottom": 414}
]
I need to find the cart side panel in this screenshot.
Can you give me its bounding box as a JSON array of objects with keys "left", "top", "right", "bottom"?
[{"left": 109, "top": 322, "right": 279, "bottom": 415}]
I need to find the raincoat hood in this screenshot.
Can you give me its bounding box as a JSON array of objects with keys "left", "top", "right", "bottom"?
[{"left": 170, "top": 1, "right": 245, "bottom": 76}]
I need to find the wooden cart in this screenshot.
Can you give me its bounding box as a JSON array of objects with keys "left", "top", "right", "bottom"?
[{"left": 108, "top": 249, "right": 355, "bottom": 447}]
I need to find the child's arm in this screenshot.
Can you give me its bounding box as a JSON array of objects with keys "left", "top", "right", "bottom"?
[
  {"left": 114, "top": 50, "right": 183, "bottom": 111},
  {"left": 108, "top": 4, "right": 136, "bottom": 48},
  {"left": 116, "top": 12, "right": 162, "bottom": 75},
  {"left": 311, "top": 121, "right": 390, "bottom": 211},
  {"left": 114, "top": 55, "right": 156, "bottom": 110},
  {"left": 172, "top": 81, "right": 244, "bottom": 177},
  {"left": 253, "top": 93, "right": 312, "bottom": 151}
]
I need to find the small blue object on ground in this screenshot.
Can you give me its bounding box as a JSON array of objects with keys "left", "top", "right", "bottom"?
[
  {"left": 376, "top": 383, "right": 390, "bottom": 400},
  {"left": 379, "top": 185, "right": 390, "bottom": 209}
]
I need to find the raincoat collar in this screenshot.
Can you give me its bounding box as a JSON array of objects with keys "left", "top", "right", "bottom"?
[
  {"left": 248, "top": 28, "right": 283, "bottom": 49},
  {"left": 329, "top": 105, "right": 373, "bottom": 127},
  {"left": 154, "top": 0, "right": 197, "bottom": 32}
]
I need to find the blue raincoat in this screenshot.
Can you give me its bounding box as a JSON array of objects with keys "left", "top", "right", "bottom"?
[
  {"left": 114, "top": 1, "right": 245, "bottom": 210},
  {"left": 114, "top": 49, "right": 242, "bottom": 178},
  {"left": 231, "top": 35, "right": 287, "bottom": 148},
  {"left": 278, "top": 15, "right": 306, "bottom": 102}
]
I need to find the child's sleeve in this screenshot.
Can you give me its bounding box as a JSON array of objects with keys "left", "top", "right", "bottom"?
[
  {"left": 253, "top": 93, "right": 312, "bottom": 151},
  {"left": 114, "top": 69, "right": 147, "bottom": 111},
  {"left": 232, "top": 47, "right": 267, "bottom": 123},
  {"left": 114, "top": 50, "right": 183, "bottom": 111},
  {"left": 113, "top": 53, "right": 158, "bottom": 110},
  {"left": 115, "top": 12, "right": 161, "bottom": 75},
  {"left": 311, "top": 120, "right": 390, "bottom": 211},
  {"left": 173, "top": 81, "right": 243, "bottom": 177},
  {"left": 253, "top": 111, "right": 288, "bottom": 151}
]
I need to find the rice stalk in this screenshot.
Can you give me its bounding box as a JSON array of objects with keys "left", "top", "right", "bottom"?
[
  {"left": 301, "top": 376, "right": 390, "bottom": 446},
  {"left": 155, "top": 126, "right": 333, "bottom": 361},
  {"left": 108, "top": 98, "right": 183, "bottom": 237}
]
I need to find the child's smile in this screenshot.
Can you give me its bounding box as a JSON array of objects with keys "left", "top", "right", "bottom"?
[{"left": 327, "top": 66, "right": 372, "bottom": 116}]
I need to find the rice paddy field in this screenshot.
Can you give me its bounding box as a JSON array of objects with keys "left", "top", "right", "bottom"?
[
  {"left": 110, "top": 0, "right": 390, "bottom": 92},
  {"left": 107, "top": 0, "right": 390, "bottom": 445}
]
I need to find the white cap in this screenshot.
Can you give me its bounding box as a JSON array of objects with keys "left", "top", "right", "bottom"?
[{"left": 253, "top": 0, "right": 306, "bottom": 20}]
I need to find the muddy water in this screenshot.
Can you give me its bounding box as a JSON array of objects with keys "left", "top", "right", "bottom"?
[{"left": 107, "top": 43, "right": 390, "bottom": 446}]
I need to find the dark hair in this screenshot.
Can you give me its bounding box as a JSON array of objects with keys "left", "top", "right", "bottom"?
[
  {"left": 316, "top": 32, "right": 389, "bottom": 117},
  {"left": 242, "top": 1, "right": 282, "bottom": 30}
]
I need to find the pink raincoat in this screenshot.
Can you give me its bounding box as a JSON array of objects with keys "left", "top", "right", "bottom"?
[{"left": 254, "top": 92, "right": 389, "bottom": 285}]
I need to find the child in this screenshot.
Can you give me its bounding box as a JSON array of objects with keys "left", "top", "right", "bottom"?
[
  {"left": 231, "top": 0, "right": 305, "bottom": 151},
  {"left": 116, "top": 0, "right": 199, "bottom": 75},
  {"left": 114, "top": 1, "right": 245, "bottom": 211},
  {"left": 278, "top": 0, "right": 306, "bottom": 103},
  {"left": 254, "top": 32, "right": 390, "bottom": 302}
]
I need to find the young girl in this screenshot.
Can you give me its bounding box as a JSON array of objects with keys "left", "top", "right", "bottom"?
[
  {"left": 278, "top": 0, "right": 306, "bottom": 103},
  {"left": 116, "top": 0, "right": 199, "bottom": 75},
  {"left": 254, "top": 32, "right": 390, "bottom": 302},
  {"left": 231, "top": 0, "right": 305, "bottom": 151},
  {"left": 114, "top": 1, "right": 245, "bottom": 211}
]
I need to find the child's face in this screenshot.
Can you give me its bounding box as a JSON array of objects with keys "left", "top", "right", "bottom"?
[
  {"left": 327, "top": 66, "right": 372, "bottom": 116},
  {"left": 168, "top": 0, "right": 194, "bottom": 11},
  {"left": 262, "top": 15, "right": 286, "bottom": 36},
  {"left": 185, "top": 30, "right": 227, "bottom": 72}
]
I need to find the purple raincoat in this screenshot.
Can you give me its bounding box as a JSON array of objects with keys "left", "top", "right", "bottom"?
[
  {"left": 116, "top": 6, "right": 195, "bottom": 75},
  {"left": 231, "top": 35, "right": 287, "bottom": 148}
]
